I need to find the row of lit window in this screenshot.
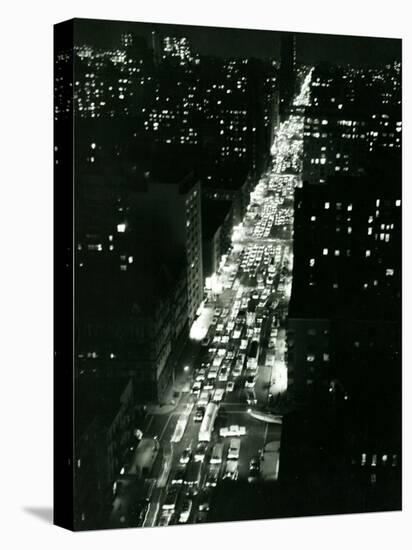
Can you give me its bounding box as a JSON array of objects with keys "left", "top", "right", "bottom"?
[
  {"left": 324, "top": 202, "right": 353, "bottom": 211},
  {"left": 306, "top": 353, "right": 330, "bottom": 362},
  {"left": 361, "top": 453, "right": 398, "bottom": 467}
]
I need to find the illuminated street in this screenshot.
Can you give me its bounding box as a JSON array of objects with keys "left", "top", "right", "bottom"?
[
  {"left": 107, "top": 70, "right": 313, "bottom": 528},
  {"left": 65, "top": 20, "right": 402, "bottom": 531}
]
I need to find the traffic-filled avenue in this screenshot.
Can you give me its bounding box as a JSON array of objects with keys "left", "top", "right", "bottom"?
[{"left": 109, "top": 71, "right": 313, "bottom": 528}]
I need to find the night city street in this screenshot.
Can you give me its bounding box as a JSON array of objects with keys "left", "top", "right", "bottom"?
[
  {"left": 108, "top": 91, "right": 305, "bottom": 525},
  {"left": 54, "top": 18, "right": 402, "bottom": 531}
]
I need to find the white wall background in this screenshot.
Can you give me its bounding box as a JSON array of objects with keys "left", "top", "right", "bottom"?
[{"left": 0, "top": 1, "right": 409, "bottom": 548}]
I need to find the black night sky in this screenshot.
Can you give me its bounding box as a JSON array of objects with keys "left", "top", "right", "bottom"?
[{"left": 73, "top": 17, "right": 401, "bottom": 66}]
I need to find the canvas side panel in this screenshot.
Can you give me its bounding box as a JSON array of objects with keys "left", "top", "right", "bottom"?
[{"left": 53, "top": 18, "right": 75, "bottom": 531}]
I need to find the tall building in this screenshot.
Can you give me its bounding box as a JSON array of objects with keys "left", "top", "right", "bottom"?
[
  {"left": 75, "top": 157, "right": 202, "bottom": 400},
  {"left": 302, "top": 63, "right": 401, "bottom": 184},
  {"left": 74, "top": 377, "right": 138, "bottom": 530},
  {"left": 201, "top": 198, "right": 233, "bottom": 283},
  {"left": 290, "top": 174, "right": 401, "bottom": 351},
  {"left": 162, "top": 35, "right": 196, "bottom": 64},
  {"left": 284, "top": 173, "right": 401, "bottom": 513},
  {"left": 71, "top": 39, "right": 155, "bottom": 120},
  {"left": 287, "top": 173, "right": 401, "bottom": 443}
]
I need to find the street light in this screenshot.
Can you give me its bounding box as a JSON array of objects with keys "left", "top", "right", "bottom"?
[{"left": 184, "top": 365, "right": 190, "bottom": 372}]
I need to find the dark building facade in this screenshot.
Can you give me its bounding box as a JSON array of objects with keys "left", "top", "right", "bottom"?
[
  {"left": 302, "top": 63, "right": 401, "bottom": 185},
  {"left": 74, "top": 378, "right": 138, "bottom": 530},
  {"left": 285, "top": 174, "right": 401, "bottom": 510},
  {"left": 75, "top": 158, "right": 202, "bottom": 401},
  {"left": 201, "top": 198, "right": 233, "bottom": 284}
]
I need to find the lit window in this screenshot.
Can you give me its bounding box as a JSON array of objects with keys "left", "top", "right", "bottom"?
[
  {"left": 324, "top": 202, "right": 330, "bottom": 210},
  {"left": 396, "top": 199, "right": 401, "bottom": 207},
  {"left": 368, "top": 227, "right": 372, "bottom": 235},
  {"left": 368, "top": 216, "right": 373, "bottom": 224},
  {"left": 320, "top": 158, "right": 326, "bottom": 165},
  {"left": 306, "top": 354, "right": 315, "bottom": 362},
  {"left": 323, "top": 248, "right": 328, "bottom": 256},
  {"left": 376, "top": 199, "right": 380, "bottom": 207},
  {"left": 309, "top": 258, "right": 315, "bottom": 267},
  {"left": 386, "top": 268, "right": 394, "bottom": 276},
  {"left": 333, "top": 283, "right": 338, "bottom": 289},
  {"left": 120, "top": 265, "right": 127, "bottom": 271},
  {"left": 334, "top": 250, "right": 340, "bottom": 256},
  {"left": 117, "top": 223, "right": 126, "bottom": 233},
  {"left": 361, "top": 453, "right": 367, "bottom": 466},
  {"left": 347, "top": 227, "right": 352, "bottom": 234},
  {"left": 128, "top": 256, "right": 133, "bottom": 264},
  {"left": 108, "top": 235, "right": 113, "bottom": 241},
  {"left": 347, "top": 204, "right": 352, "bottom": 211},
  {"left": 323, "top": 353, "right": 330, "bottom": 362},
  {"left": 365, "top": 250, "right": 371, "bottom": 257},
  {"left": 371, "top": 454, "right": 377, "bottom": 467},
  {"left": 91, "top": 143, "right": 96, "bottom": 149},
  {"left": 311, "top": 216, "right": 316, "bottom": 222}
]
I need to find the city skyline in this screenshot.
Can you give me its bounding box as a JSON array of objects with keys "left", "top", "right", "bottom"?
[
  {"left": 54, "top": 18, "right": 402, "bottom": 531},
  {"left": 72, "top": 18, "right": 402, "bottom": 66}
]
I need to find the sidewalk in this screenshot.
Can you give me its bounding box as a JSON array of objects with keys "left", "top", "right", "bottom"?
[{"left": 146, "top": 383, "right": 186, "bottom": 415}]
